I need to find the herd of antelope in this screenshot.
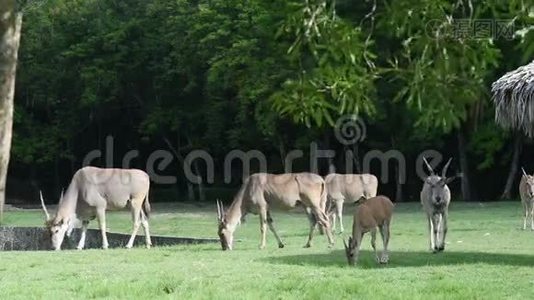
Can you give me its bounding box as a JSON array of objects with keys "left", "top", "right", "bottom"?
[{"left": 37, "top": 157, "right": 534, "bottom": 266}]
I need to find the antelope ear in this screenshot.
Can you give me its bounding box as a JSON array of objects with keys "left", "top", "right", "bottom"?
[{"left": 444, "top": 174, "right": 460, "bottom": 184}]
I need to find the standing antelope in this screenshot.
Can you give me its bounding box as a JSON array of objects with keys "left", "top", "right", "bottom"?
[
  {"left": 420, "top": 157, "right": 457, "bottom": 253},
  {"left": 519, "top": 168, "right": 534, "bottom": 230},
  {"left": 343, "top": 195, "right": 394, "bottom": 266},
  {"left": 325, "top": 173, "right": 378, "bottom": 233},
  {"left": 216, "top": 173, "right": 334, "bottom": 250},
  {"left": 40, "top": 166, "right": 152, "bottom": 250}
]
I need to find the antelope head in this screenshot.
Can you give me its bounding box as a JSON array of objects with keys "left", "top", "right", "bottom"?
[
  {"left": 343, "top": 237, "right": 358, "bottom": 266},
  {"left": 216, "top": 199, "right": 234, "bottom": 250},
  {"left": 522, "top": 168, "right": 534, "bottom": 198},
  {"left": 40, "top": 190, "right": 71, "bottom": 250},
  {"left": 422, "top": 157, "right": 458, "bottom": 206}
]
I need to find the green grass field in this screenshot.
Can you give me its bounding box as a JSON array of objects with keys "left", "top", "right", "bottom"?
[{"left": 1, "top": 201, "right": 534, "bottom": 299}]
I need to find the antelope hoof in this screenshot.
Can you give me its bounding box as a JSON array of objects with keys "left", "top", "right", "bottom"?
[
  {"left": 278, "top": 243, "right": 285, "bottom": 249},
  {"left": 125, "top": 244, "right": 133, "bottom": 249},
  {"left": 76, "top": 246, "right": 83, "bottom": 251},
  {"left": 438, "top": 245, "right": 445, "bottom": 252},
  {"left": 303, "top": 243, "right": 311, "bottom": 248},
  {"left": 146, "top": 244, "right": 151, "bottom": 249},
  {"left": 432, "top": 246, "right": 439, "bottom": 253},
  {"left": 380, "top": 255, "right": 389, "bottom": 264},
  {"left": 259, "top": 245, "right": 266, "bottom": 250}
]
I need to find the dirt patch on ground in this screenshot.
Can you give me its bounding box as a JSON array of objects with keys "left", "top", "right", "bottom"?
[{"left": 0, "top": 226, "right": 218, "bottom": 251}]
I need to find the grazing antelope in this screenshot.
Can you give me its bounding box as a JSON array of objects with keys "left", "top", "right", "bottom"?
[
  {"left": 343, "top": 195, "right": 394, "bottom": 266},
  {"left": 216, "top": 173, "right": 334, "bottom": 250},
  {"left": 325, "top": 173, "right": 378, "bottom": 233},
  {"left": 519, "top": 168, "right": 534, "bottom": 230},
  {"left": 420, "top": 157, "right": 458, "bottom": 253},
  {"left": 40, "top": 166, "right": 152, "bottom": 250}
]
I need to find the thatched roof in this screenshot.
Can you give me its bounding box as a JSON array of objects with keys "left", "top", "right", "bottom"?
[{"left": 492, "top": 60, "right": 534, "bottom": 136}]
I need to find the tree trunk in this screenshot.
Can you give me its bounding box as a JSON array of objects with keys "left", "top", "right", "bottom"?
[
  {"left": 163, "top": 135, "right": 195, "bottom": 201},
  {"left": 388, "top": 137, "right": 402, "bottom": 201},
  {"left": 278, "top": 140, "right": 286, "bottom": 170},
  {"left": 0, "top": 6, "right": 21, "bottom": 222},
  {"left": 323, "top": 132, "right": 335, "bottom": 174},
  {"left": 187, "top": 183, "right": 195, "bottom": 202},
  {"left": 54, "top": 155, "right": 60, "bottom": 196},
  {"left": 457, "top": 128, "right": 473, "bottom": 201},
  {"left": 501, "top": 133, "right": 523, "bottom": 200},
  {"left": 193, "top": 159, "right": 205, "bottom": 202},
  {"left": 344, "top": 144, "right": 362, "bottom": 173},
  {"left": 395, "top": 163, "right": 403, "bottom": 202}
]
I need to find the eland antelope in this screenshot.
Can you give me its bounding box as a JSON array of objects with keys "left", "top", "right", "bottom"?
[
  {"left": 40, "top": 166, "right": 152, "bottom": 250},
  {"left": 216, "top": 173, "right": 334, "bottom": 250},
  {"left": 325, "top": 173, "right": 378, "bottom": 233},
  {"left": 343, "top": 195, "right": 394, "bottom": 266},
  {"left": 519, "top": 168, "right": 534, "bottom": 230},
  {"left": 420, "top": 157, "right": 458, "bottom": 253}
]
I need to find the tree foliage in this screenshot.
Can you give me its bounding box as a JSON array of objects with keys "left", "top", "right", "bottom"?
[{"left": 7, "top": 0, "right": 534, "bottom": 201}]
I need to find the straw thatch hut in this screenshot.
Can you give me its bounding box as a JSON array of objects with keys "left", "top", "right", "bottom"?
[{"left": 492, "top": 60, "right": 534, "bottom": 136}]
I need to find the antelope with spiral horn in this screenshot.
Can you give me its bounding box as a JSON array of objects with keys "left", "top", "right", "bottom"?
[
  {"left": 519, "top": 167, "right": 534, "bottom": 230},
  {"left": 420, "top": 157, "right": 459, "bottom": 253},
  {"left": 40, "top": 166, "right": 152, "bottom": 250},
  {"left": 217, "top": 173, "right": 334, "bottom": 250}
]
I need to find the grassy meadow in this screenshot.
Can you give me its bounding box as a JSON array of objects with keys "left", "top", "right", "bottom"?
[{"left": 1, "top": 201, "right": 534, "bottom": 299}]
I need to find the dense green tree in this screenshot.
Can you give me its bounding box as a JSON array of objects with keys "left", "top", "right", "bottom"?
[{"left": 5, "top": 0, "right": 534, "bottom": 204}]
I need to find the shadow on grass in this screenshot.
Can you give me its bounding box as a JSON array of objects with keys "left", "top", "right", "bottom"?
[{"left": 260, "top": 250, "right": 534, "bottom": 269}]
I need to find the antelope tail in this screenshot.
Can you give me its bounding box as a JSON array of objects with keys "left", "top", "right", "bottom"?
[
  {"left": 142, "top": 192, "right": 151, "bottom": 219},
  {"left": 320, "top": 181, "right": 328, "bottom": 213}
]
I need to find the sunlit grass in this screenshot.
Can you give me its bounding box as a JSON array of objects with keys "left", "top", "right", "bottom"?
[{"left": 0, "top": 201, "right": 533, "bottom": 299}]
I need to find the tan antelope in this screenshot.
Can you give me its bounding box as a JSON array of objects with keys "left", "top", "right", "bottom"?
[
  {"left": 40, "top": 166, "right": 152, "bottom": 250},
  {"left": 216, "top": 173, "right": 334, "bottom": 250},
  {"left": 519, "top": 168, "right": 534, "bottom": 230},
  {"left": 420, "top": 157, "right": 458, "bottom": 253},
  {"left": 325, "top": 173, "right": 378, "bottom": 233},
  {"left": 343, "top": 195, "right": 394, "bottom": 266}
]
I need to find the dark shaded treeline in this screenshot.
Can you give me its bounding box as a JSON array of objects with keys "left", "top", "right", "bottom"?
[{"left": 6, "top": 0, "right": 534, "bottom": 203}]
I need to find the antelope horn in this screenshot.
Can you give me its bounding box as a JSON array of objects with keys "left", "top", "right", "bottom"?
[
  {"left": 59, "top": 189, "right": 65, "bottom": 204},
  {"left": 39, "top": 190, "right": 51, "bottom": 221},
  {"left": 422, "top": 157, "right": 435, "bottom": 176},
  {"left": 441, "top": 158, "right": 452, "bottom": 177},
  {"left": 216, "top": 199, "right": 224, "bottom": 221},
  {"left": 216, "top": 199, "right": 221, "bottom": 221},
  {"left": 522, "top": 167, "right": 528, "bottom": 177}
]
